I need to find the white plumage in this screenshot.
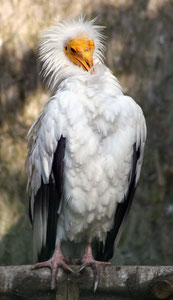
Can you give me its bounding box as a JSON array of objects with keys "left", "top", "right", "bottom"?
[{"left": 26, "top": 16, "right": 146, "bottom": 289}]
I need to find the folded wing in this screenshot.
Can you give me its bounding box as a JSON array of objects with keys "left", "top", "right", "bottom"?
[
  {"left": 26, "top": 98, "right": 65, "bottom": 261},
  {"left": 95, "top": 97, "right": 146, "bottom": 261}
]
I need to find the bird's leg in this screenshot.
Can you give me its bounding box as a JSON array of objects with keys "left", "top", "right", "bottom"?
[
  {"left": 78, "top": 243, "right": 111, "bottom": 292},
  {"left": 34, "top": 241, "right": 73, "bottom": 289}
]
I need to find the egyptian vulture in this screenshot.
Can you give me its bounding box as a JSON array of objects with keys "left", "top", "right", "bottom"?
[{"left": 26, "top": 16, "right": 146, "bottom": 290}]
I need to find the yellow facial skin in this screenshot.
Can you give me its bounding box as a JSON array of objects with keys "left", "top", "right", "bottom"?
[{"left": 64, "top": 37, "right": 95, "bottom": 71}]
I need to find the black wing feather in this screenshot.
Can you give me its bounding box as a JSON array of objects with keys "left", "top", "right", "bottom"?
[
  {"left": 30, "top": 136, "right": 66, "bottom": 262},
  {"left": 35, "top": 179, "right": 57, "bottom": 261},
  {"left": 95, "top": 143, "right": 141, "bottom": 261}
]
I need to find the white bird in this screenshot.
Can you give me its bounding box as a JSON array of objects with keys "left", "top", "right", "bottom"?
[{"left": 26, "top": 16, "right": 146, "bottom": 290}]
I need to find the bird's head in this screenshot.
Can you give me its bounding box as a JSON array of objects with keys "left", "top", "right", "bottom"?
[
  {"left": 64, "top": 35, "right": 95, "bottom": 72},
  {"left": 39, "top": 16, "right": 105, "bottom": 91}
]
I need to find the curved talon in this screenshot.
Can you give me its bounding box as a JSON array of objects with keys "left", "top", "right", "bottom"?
[
  {"left": 78, "top": 265, "right": 86, "bottom": 273},
  {"left": 50, "top": 261, "right": 74, "bottom": 289},
  {"left": 78, "top": 244, "right": 111, "bottom": 292},
  {"left": 62, "top": 263, "right": 74, "bottom": 273},
  {"left": 94, "top": 279, "right": 99, "bottom": 293},
  {"left": 33, "top": 242, "right": 73, "bottom": 289}
]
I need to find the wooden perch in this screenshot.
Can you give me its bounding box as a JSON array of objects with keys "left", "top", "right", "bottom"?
[{"left": 0, "top": 265, "right": 173, "bottom": 299}]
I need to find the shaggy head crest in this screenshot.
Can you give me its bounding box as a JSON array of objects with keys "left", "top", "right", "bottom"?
[{"left": 38, "top": 16, "right": 105, "bottom": 91}]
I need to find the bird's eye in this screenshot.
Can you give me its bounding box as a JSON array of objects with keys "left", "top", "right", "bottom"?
[
  {"left": 64, "top": 46, "right": 67, "bottom": 51},
  {"left": 71, "top": 48, "right": 76, "bottom": 53}
]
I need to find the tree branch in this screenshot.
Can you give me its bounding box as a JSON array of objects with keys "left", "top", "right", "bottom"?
[{"left": 0, "top": 265, "right": 173, "bottom": 299}]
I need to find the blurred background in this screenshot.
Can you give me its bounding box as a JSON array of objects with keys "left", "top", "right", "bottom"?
[{"left": 0, "top": 0, "right": 173, "bottom": 266}]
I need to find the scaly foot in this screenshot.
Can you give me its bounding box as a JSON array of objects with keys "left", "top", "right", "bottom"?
[
  {"left": 34, "top": 242, "right": 73, "bottom": 289},
  {"left": 78, "top": 244, "right": 111, "bottom": 292}
]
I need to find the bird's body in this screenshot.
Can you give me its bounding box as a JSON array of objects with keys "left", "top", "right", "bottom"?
[{"left": 26, "top": 16, "right": 146, "bottom": 288}]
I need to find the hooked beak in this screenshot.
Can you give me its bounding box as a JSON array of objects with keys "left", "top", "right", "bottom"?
[{"left": 76, "top": 51, "right": 93, "bottom": 71}]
